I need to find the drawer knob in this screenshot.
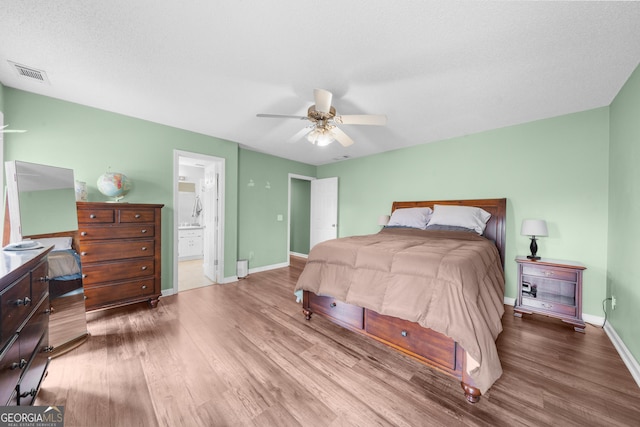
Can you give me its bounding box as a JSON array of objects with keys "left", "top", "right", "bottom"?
[
  {"left": 141, "top": 247, "right": 147, "bottom": 251},
  {"left": 44, "top": 308, "right": 52, "bottom": 314},
  {"left": 15, "top": 296, "right": 31, "bottom": 306},
  {"left": 19, "top": 388, "right": 37, "bottom": 398},
  {"left": 81, "top": 231, "right": 87, "bottom": 236},
  {"left": 10, "top": 359, "right": 27, "bottom": 370},
  {"left": 39, "top": 276, "right": 50, "bottom": 282},
  {"left": 330, "top": 302, "right": 337, "bottom": 308},
  {"left": 43, "top": 346, "right": 54, "bottom": 353},
  {"left": 141, "top": 266, "right": 148, "bottom": 271},
  {"left": 401, "top": 330, "right": 408, "bottom": 337},
  {"left": 90, "top": 214, "right": 96, "bottom": 219},
  {"left": 542, "top": 303, "right": 553, "bottom": 309},
  {"left": 544, "top": 271, "right": 554, "bottom": 277},
  {"left": 141, "top": 285, "right": 147, "bottom": 290},
  {"left": 82, "top": 274, "right": 87, "bottom": 279},
  {"left": 135, "top": 214, "right": 141, "bottom": 218},
  {"left": 81, "top": 252, "right": 87, "bottom": 256},
  {"left": 141, "top": 229, "right": 148, "bottom": 234}
]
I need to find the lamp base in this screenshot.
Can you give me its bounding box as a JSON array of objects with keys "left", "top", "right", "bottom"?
[{"left": 526, "top": 255, "right": 541, "bottom": 260}]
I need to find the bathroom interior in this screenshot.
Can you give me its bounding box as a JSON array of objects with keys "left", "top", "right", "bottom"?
[{"left": 177, "top": 163, "right": 213, "bottom": 292}]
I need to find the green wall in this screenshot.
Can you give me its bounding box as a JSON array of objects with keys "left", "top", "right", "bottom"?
[
  {"left": 2, "top": 88, "right": 239, "bottom": 286},
  {"left": 608, "top": 63, "right": 640, "bottom": 362},
  {"left": 318, "top": 108, "right": 610, "bottom": 317},
  {"left": 238, "top": 149, "right": 315, "bottom": 269},
  {"left": 290, "top": 178, "right": 311, "bottom": 254}
]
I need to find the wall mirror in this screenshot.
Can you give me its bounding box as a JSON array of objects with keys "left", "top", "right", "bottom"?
[{"left": 5, "top": 160, "right": 79, "bottom": 243}]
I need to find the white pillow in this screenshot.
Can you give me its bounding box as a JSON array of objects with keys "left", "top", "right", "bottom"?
[
  {"left": 386, "top": 207, "right": 433, "bottom": 229},
  {"left": 428, "top": 205, "right": 491, "bottom": 235},
  {"left": 33, "top": 237, "right": 73, "bottom": 251}
]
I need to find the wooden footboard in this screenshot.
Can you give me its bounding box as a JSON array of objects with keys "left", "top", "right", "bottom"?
[{"left": 302, "top": 290, "right": 481, "bottom": 403}]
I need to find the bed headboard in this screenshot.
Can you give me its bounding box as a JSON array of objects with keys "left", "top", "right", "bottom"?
[
  {"left": 391, "top": 198, "right": 507, "bottom": 267},
  {"left": 23, "top": 230, "right": 80, "bottom": 252}
]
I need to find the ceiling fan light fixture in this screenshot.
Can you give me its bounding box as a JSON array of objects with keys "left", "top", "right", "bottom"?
[
  {"left": 316, "top": 133, "right": 334, "bottom": 146},
  {"left": 306, "top": 126, "right": 334, "bottom": 146}
]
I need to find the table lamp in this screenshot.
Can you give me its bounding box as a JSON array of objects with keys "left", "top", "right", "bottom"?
[{"left": 521, "top": 219, "right": 548, "bottom": 260}]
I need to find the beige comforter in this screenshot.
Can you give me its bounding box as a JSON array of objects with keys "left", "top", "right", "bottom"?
[{"left": 294, "top": 227, "right": 505, "bottom": 393}]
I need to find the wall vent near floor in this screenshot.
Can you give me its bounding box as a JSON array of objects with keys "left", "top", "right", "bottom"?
[{"left": 8, "top": 61, "right": 50, "bottom": 84}]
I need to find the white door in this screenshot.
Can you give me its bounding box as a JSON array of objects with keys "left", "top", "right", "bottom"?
[
  {"left": 310, "top": 177, "right": 338, "bottom": 249},
  {"left": 202, "top": 165, "right": 218, "bottom": 281}
]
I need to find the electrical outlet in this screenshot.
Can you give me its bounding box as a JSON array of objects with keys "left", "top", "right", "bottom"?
[{"left": 612, "top": 295, "right": 617, "bottom": 310}]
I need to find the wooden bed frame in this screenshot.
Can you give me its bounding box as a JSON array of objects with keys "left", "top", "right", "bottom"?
[{"left": 302, "top": 198, "right": 507, "bottom": 403}]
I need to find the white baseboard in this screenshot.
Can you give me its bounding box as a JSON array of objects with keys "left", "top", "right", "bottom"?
[
  {"left": 220, "top": 276, "right": 238, "bottom": 284},
  {"left": 162, "top": 288, "right": 176, "bottom": 297},
  {"left": 248, "top": 262, "right": 289, "bottom": 275},
  {"left": 604, "top": 322, "right": 640, "bottom": 388},
  {"left": 290, "top": 252, "right": 308, "bottom": 259}
]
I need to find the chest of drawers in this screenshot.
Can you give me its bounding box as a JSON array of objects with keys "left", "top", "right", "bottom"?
[
  {"left": 77, "top": 202, "right": 163, "bottom": 311},
  {"left": 0, "top": 247, "right": 52, "bottom": 406}
]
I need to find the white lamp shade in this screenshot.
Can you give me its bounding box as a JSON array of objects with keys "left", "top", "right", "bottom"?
[
  {"left": 378, "top": 214, "right": 390, "bottom": 226},
  {"left": 521, "top": 219, "right": 548, "bottom": 237}
]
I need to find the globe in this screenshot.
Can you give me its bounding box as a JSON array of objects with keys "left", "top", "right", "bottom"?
[{"left": 97, "top": 172, "right": 131, "bottom": 202}]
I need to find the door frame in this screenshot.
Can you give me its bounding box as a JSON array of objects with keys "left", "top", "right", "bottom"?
[
  {"left": 287, "top": 173, "right": 314, "bottom": 265},
  {"left": 172, "top": 150, "right": 225, "bottom": 294}
]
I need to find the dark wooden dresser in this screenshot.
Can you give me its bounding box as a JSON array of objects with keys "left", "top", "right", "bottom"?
[
  {"left": 77, "top": 202, "right": 163, "bottom": 311},
  {"left": 0, "top": 246, "right": 53, "bottom": 405}
]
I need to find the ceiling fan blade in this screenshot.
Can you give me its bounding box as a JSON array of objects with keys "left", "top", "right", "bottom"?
[
  {"left": 334, "top": 114, "right": 387, "bottom": 126},
  {"left": 313, "top": 89, "right": 333, "bottom": 114},
  {"left": 257, "top": 113, "right": 308, "bottom": 120},
  {"left": 288, "top": 126, "right": 313, "bottom": 143},
  {"left": 331, "top": 127, "right": 354, "bottom": 147}
]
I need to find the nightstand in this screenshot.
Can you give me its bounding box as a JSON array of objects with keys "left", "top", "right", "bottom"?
[{"left": 514, "top": 256, "right": 586, "bottom": 332}]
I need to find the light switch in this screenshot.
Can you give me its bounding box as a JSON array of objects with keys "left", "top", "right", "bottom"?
[{"left": 277, "top": 214, "right": 283, "bottom": 221}]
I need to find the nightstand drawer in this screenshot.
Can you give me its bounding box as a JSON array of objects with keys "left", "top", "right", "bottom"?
[
  {"left": 522, "top": 296, "right": 576, "bottom": 317},
  {"left": 522, "top": 265, "right": 577, "bottom": 282}
]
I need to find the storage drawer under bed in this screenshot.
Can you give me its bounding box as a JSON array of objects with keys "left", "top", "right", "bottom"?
[
  {"left": 364, "top": 310, "right": 457, "bottom": 370},
  {"left": 307, "top": 293, "right": 364, "bottom": 330}
]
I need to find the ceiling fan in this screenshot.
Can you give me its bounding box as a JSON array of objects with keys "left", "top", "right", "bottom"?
[
  {"left": 1, "top": 125, "right": 26, "bottom": 134},
  {"left": 257, "top": 89, "right": 386, "bottom": 147}
]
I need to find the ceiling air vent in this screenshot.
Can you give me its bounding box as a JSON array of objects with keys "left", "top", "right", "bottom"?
[{"left": 9, "top": 61, "right": 50, "bottom": 84}]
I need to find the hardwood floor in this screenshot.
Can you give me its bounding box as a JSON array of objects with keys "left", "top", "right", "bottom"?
[{"left": 36, "top": 257, "right": 640, "bottom": 426}]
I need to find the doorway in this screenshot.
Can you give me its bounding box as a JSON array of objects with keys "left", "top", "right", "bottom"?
[
  {"left": 287, "top": 174, "right": 338, "bottom": 264},
  {"left": 173, "top": 150, "right": 225, "bottom": 294}
]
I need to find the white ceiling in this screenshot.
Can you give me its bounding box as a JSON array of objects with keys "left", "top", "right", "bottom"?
[{"left": 1, "top": 2, "right": 639, "bottom": 166}]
